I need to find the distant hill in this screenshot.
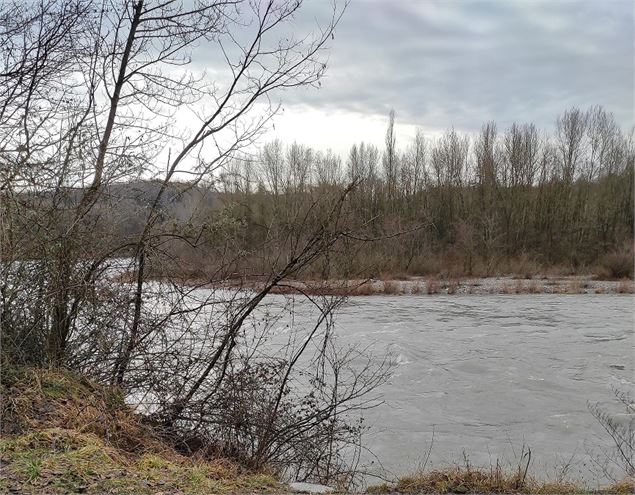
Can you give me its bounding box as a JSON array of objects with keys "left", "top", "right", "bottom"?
[{"left": 92, "top": 180, "right": 220, "bottom": 240}]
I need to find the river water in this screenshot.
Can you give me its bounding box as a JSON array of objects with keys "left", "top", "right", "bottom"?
[{"left": 265, "top": 294, "right": 634, "bottom": 484}]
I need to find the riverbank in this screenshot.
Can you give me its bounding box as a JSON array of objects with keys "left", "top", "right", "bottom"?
[
  {"left": 187, "top": 275, "right": 634, "bottom": 296},
  {"left": 2, "top": 367, "right": 632, "bottom": 494},
  {"left": 0, "top": 367, "right": 282, "bottom": 494},
  {"left": 366, "top": 472, "right": 633, "bottom": 494}
]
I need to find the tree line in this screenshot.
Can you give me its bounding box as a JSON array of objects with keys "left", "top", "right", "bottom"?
[{"left": 211, "top": 105, "right": 633, "bottom": 280}]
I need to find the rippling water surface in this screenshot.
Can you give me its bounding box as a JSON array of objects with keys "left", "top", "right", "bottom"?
[{"left": 275, "top": 294, "right": 633, "bottom": 483}]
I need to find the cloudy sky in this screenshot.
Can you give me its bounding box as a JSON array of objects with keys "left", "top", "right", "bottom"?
[{"left": 262, "top": 0, "right": 633, "bottom": 156}]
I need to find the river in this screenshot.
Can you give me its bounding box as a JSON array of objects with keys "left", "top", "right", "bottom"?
[{"left": 262, "top": 293, "right": 634, "bottom": 485}]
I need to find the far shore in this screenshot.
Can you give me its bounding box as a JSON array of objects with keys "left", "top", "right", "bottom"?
[{"left": 168, "top": 275, "right": 635, "bottom": 296}]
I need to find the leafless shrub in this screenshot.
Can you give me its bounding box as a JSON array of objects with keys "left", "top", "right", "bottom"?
[
  {"left": 567, "top": 279, "right": 585, "bottom": 294},
  {"left": 601, "top": 248, "right": 634, "bottom": 280},
  {"left": 588, "top": 387, "right": 635, "bottom": 482},
  {"left": 349, "top": 282, "right": 376, "bottom": 296},
  {"left": 410, "top": 282, "right": 423, "bottom": 295},
  {"left": 446, "top": 279, "right": 460, "bottom": 295},
  {"left": 383, "top": 280, "right": 402, "bottom": 295},
  {"left": 617, "top": 281, "right": 634, "bottom": 294},
  {"left": 426, "top": 278, "right": 440, "bottom": 295}
]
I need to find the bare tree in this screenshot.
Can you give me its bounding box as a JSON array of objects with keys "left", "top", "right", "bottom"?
[
  {"left": 556, "top": 107, "right": 587, "bottom": 184},
  {"left": 382, "top": 109, "right": 398, "bottom": 200},
  {"left": 2, "top": 0, "right": 396, "bottom": 485}
]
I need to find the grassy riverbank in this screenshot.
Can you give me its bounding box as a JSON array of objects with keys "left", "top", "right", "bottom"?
[
  {"left": 367, "top": 471, "right": 633, "bottom": 494},
  {"left": 0, "top": 367, "right": 281, "bottom": 494}
]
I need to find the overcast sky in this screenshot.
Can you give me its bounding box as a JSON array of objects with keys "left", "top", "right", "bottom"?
[{"left": 259, "top": 0, "right": 633, "bottom": 156}]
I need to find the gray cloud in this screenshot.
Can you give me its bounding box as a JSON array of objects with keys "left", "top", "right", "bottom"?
[{"left": 277, "top": 0, "right": 634, "bottom": 133}]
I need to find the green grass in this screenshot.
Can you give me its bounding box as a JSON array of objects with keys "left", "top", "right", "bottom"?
[
  {"left": 0, "top": 367, "right": 282, "bottom": 494},
  {"left": 0, "top": 428, "right": 280, "bottom": 494}
]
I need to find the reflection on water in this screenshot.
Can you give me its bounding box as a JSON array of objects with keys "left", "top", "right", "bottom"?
[{"left": 268, "top": 294, "right": 634, "bottom": 483}]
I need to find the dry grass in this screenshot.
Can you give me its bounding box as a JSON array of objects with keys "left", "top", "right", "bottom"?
[
  {"left": 617, "top": 280, "right": 634, "bottom": 294},
  {"left": 396, "top": 469, "right": 524, "bottom": 493},
  {"left": 383, "top": 280, "right": 403, "bottom": 295},
  {"left": 1, "top": 367, "right": 160, "bottom": 452},
  {"left": 445, "top": 279, "right": 460, "bottom": 295},
  {"left": 501, "top": 282, "right": 516, "bottom": 294},
  {"left": 600, "top": 247, "right": 634, "bottom": 280},
  {"left": 188, "top": 274, "right": 632, "bottom": 297},
  {"left": 348, "top": 281, "right": 376, "bottom": 296},
  {"left": 568, "top": 279, "right": 586, "bottom": 294},
  {"left": 504, "top": 279, "right": 543, "bottom": 294},
  {"left": 410, "top": 282, "right": 424, "bottom": 295},
  {"left": 265, "top": 279, "right": 380, "bottom": 296},
  {"left": 159, "top": 245, "right": 633, "bottom": 286},
  {"left": 0, "top": 367, "right": 281, "bottom": 495},
  {"left": 601, "top": 477, "right": 635, "bottom": 493},
  {"left": 366, "top": 466, "right": 589, "bottom": 494},
  {"left": 426, "top": 278, "right": 440, "bottom": 295},
  {"left": 526, "top": 280, "right": 540, "bottom": 294},
  {"left": 506, "top": 254, "right": 543, "bottom": 280}
]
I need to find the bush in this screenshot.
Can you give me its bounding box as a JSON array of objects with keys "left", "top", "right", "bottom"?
[
  {"left": 601, "top": 248, "right": 634, "bottom": 279},
  {"left": 588, "top": 387, "right": 635, "bottom": 481}
]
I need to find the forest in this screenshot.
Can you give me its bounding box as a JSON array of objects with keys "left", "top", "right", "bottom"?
[{"left": 139, "top": 106, "right": 634, "bottom": 282}]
